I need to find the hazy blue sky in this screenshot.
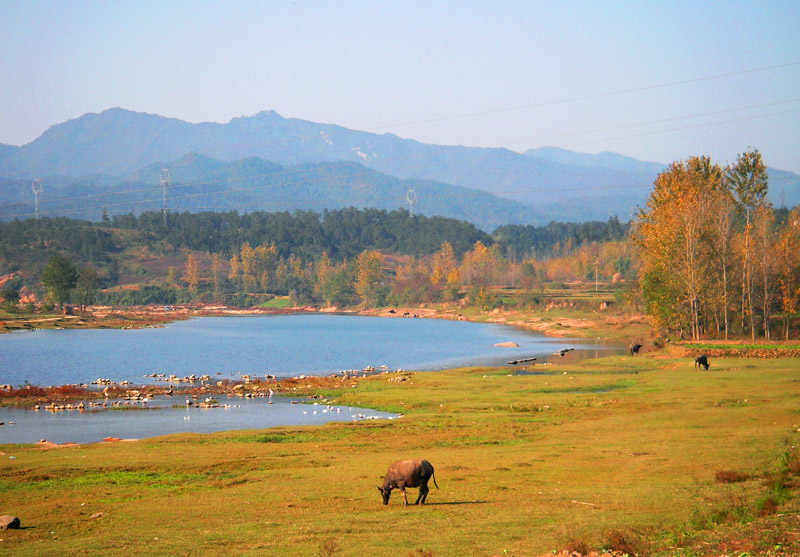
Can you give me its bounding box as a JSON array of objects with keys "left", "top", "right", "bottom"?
[{"left": 2, "top": 1, "right": 799, "bottom": 172}]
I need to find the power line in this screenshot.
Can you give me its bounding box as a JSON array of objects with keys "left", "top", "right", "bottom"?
[
  {"left": 496, "top": 97, "right": 800, "bottom": 148},
  {"left": 3, "top": 99, "right": 798, "bottom": 216},
  {"left": 362, "top": 61, "right": 800, "bottom": 132},
  {"left": 557, "top": 107, "right": 800, "bottom": 150},
  {"left": 9, "top": 166, "right": 798, "bottom": 221},
  {"left": 0, "top": 172, "right": 672, "bottom": 221},
  {"left": 5, "top": 60, "right": 798, "bottom": 181},
  {"left": 3, "top": 62, "right": 798, "bottom": 219}
]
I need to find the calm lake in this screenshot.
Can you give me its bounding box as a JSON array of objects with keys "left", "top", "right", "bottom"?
[
  {"left": 0, "top": 314, "right": 625, "bottom": 444},
  {"left": 0, "top": 313, "right": 620, "bottom": 386}
]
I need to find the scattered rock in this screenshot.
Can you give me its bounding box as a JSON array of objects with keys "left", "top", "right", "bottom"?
[
  {"left": 493, "top": 341, "right": 520, "bottom": 348},
  {"left": 90, "top": 512, "right": 104, "bottom": 519},
  {"left": 0, "top": 516, "right": 20, "bottom": 530}
]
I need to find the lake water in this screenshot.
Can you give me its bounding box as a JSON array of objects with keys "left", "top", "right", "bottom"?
[
  {"left": 0, "top": 313, "right": 619, "bottom": 386},
  {"left": 0, "top": 314, "right": 625, "bottom": 444},
  {"left": 0, "top": 395, "right": 396, "bottom": 445}
]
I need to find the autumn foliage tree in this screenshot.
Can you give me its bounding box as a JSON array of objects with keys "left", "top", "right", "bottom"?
[
  {"left": 636, "top": 150, "right": 799, "bottom": 339},
  {"left": 728, "top": 149, "right": 769, "bottom": 339},
  {"left": 354, "top": 250, "right": 383, "bottom": 307},
  {"left": 182, "top": 253, "right": 200, "bottom": 295},
  {"left": 636, "top": 157, "right": 725, "bottom": 339},
  {"left": 776, "top": 208, "right": 800, "bottom": 339}
]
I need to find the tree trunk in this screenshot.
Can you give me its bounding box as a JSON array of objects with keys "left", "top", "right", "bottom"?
[
  {"left": 722, "top": 260, "right": 729, "bottom": 340},
  {"left": 745, "top": 216, "right": 756, "bottom": 340}
]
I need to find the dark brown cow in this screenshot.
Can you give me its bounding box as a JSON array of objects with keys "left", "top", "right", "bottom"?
[
  {"left": 376, "top": 459, "right": 438, "bottom": 506},
  {"left": 695, "top": 354, "right": 710, "bottom": 370}
]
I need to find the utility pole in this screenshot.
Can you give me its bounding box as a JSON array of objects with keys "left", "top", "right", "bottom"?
[
  {"left": 31, "top": 178, "right": 43, "bottom": 218},
  {"left": 160, "top": 168, "right": 170, "bottom": 227},
  {"left": 406, "top": 188, "right": 417, "bottom": 217},
  {"left": 594, "top": 259, "right": 598, "bottom": 292}
]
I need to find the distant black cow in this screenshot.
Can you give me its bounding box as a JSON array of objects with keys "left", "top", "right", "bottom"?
[
  {"left": 694, "top": 354, "right": 710, "bottom": 370},
  {"left": 629, "top": 343, "right": 642, "bottom": 356}
]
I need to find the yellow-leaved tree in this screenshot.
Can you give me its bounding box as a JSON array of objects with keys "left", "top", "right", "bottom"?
[
  {"left": 182, "top": 253, "right": 199, "bottom": 295},
  {"left": 636, "top": 156, "right": 724, "bottom": 339},
  {"left": 354, "top": 250, "right": 383, "bottom": 307}
]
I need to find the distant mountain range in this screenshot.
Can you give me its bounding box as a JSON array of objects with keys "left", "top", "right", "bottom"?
[
  {"left": 0, "top": 154, "right": 537, "bottom": 231},
  {"left": 0, "top": 108, "right": 797, "bottom": 227}
]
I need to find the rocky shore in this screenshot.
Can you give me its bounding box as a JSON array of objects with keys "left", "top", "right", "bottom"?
[{"left": 0, "top": 364, "right": 410, "bottom": 410}]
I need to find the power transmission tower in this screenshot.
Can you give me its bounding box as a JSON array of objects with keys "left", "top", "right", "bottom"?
[
  {"left": 406, "top": 188, "right": 417, "bottom": 217},
  {"left": 31, "top": 178, "right": 43, "bottom": 218},
  {"left": 160, "top": 168, "right": 171, "bottom": 226}
]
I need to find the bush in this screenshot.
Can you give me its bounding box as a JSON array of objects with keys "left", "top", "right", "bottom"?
[
  {"left": 563, "top": 537, "right": 590, "bottom": 555},
  {"left": 715, "top": 470, "right": 750, "bottom": 483},
  {"left": 756, "top": 496, "right": 778, "bottom": 516},
  {"left": 603, "top": 528, "right": 645, "bottom": 556}
]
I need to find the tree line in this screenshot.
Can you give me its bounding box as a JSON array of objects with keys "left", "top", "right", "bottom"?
[
  {"left": 6, "top": 175, "right": 797, "bottom": 340},
  {"left": 636, "top": 150, "right": 799, "bottom": 340},
  {"left": 177, "top": 238, "right": 587, "bottom": 310},
  {"left": 109, "top": 208, "right": 493, "bottom": 261},
  {"left": 0, "top": 208, "right": 632, "bottom": 306}
]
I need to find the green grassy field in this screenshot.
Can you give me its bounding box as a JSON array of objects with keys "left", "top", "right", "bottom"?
[{"left": 2, "top": 355, "right": 800, "bottom": 555}]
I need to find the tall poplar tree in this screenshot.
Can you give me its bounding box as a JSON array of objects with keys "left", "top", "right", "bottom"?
[{"left": 726, "top": 149, "right": 768, "bottom": 339}]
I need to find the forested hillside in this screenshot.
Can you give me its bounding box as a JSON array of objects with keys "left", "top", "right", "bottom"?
[
  {"left": 0, "top": 209, "right": 637, "bottom": 309},
  {"left": 0, "top": 155, "right": 538, "bottom": 232}
]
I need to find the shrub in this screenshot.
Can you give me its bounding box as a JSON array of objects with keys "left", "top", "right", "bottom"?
[
  {"left": 715, "top": 470, "right": 750, "bottom": 483},
  {"left": 318, "top": 538, "right": 340, "bottom": 557},
  {"left": 564, "top": 537, "right": 590, "bottom": 555},
  {"left": 782, "top": 446, "right": 800, "bottom": 476},
  {"left": 604, "top": 528, "right": 645, "bottom": 556},
  {"left": 756, "top": 496, "right": 778, "bottom": 516}
]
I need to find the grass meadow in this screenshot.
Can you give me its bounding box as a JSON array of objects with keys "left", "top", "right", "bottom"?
[{"left": 2, "top": 354, "right": 800, "bottom": 555}]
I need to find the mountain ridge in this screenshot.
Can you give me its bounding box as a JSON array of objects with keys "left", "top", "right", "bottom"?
[{"left": 0, "top": 108, "right": 797, "bottom": 222}]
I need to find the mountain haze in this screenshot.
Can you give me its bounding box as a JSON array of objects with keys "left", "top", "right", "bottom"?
[
  {"left": 1, "top": 108, "right": 797, "bottom": 223},
  {"left": 0, "top": 154, "right": 538, "bottom": 231}
]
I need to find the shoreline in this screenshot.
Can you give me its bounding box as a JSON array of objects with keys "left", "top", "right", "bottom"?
[
  {"left": 6, "top": 303, "right": 792, "bottom": 414},
  {"left": 1, "top": 300, "right": 648, "bottom": 340},
  {"left": 1, "top": 301, "right": 648, "bottom": 411}
]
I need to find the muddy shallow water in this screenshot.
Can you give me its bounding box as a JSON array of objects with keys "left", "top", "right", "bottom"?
[{"left": 0, "top": 394, "right": 397, "bottom": 445}]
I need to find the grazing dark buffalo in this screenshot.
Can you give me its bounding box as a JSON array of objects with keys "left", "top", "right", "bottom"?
[
  {"left": 377, "top": 459, "right": 438, "bottom": 506},
  {"left": 694, "top": 354, "right": 710, "bottom": 370},
  {"left": 629, "top": 343, "right": 642, "bottom": 356}
]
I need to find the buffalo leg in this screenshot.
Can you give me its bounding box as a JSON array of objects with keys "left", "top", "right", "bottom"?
[
  {"left": 416, "top": 483, "right": 429, "bottom": 504},
  {"left": 401, "top": 487, "right": 408, "bottom": 506}
]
